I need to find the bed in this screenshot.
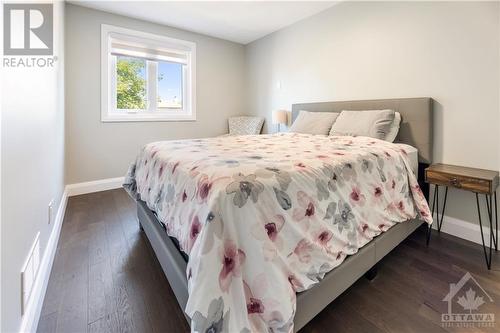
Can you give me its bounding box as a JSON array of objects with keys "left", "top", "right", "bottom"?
[{"left": 124, "top": 97, "right": 434, "bottom": 332}]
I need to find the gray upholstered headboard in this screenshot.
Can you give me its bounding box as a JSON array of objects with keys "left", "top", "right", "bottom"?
[{"left": 291, "top": 97, "right": 433, "bottom": 164}]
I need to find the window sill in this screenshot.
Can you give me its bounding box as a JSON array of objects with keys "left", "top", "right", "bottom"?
[{"left": 101, "top": 113, "right": 196, "bottom": 122}]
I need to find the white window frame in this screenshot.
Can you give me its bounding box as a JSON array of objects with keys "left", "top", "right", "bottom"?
[{"left": 101, "top": 24, "right": 196, "bottom": 122}]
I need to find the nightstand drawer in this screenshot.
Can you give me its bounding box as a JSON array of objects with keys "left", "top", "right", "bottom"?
[{"left": 425, "top": 170, "right": 491, "bottom": 193}]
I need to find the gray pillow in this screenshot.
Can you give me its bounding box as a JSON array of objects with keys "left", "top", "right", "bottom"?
[
  {"left": 384, "top": 111, "right": 401, "bottom": 142},
  {"left": 289, "top": 111, "right": 339, "bottom": 135},
  {"left": 329, "top": 110, "right": 395, "bottom": 139}
]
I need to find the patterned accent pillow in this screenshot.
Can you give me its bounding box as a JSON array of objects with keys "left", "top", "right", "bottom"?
[{"left": 228, "top": 116, "right": 265, "bottom": 135}]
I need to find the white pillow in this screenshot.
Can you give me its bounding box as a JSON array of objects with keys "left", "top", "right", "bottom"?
[
  {"left": 384, "top": 111, "right": 401, "bottom": 142},
  {"left": 289, "top": 111, "right": 339, "bottom": 135},
  {"left": 329, "top": 110, "right": 395, "bottom": 140}
]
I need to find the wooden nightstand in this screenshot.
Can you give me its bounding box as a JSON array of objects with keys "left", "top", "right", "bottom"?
[{"left": 425, "top": 164, "right": 499, "bottom": 269}]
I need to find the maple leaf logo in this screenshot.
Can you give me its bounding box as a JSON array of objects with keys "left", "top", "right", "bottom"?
[{"left": 457, "top": 288, "right": 485, "bottom": 313}]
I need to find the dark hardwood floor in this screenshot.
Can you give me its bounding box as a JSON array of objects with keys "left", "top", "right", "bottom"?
[{"left": 38, "top": 189, "right": 500, "bottom": 333}]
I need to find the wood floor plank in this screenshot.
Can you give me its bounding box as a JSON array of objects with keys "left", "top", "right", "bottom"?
[
  {"left": 355, "top": 279, "right": 447, "bottom": 332},
  {"left": 111, "top": 189, "right": 140, "bottom": 241},
  {"left": 37, "top": 312, "right": 57, "bottom": 333},
  {"left": 38, "top": 189, "right": 500, "bottom": 333},
  {"left": 88, "top": 312, "right": 120, "bottom": 333},
  {"left": 88, "top": 221, "right": 109, "bottom": 266},
  {"left": 88, "top": 258, "right": 116, "bottom": 324},
  {"left": 102, "top": 197, "right": 129, "bottom": 258},
  {"left": 55, "top": 266, "right": 88, "bottom": 333},
  {"left": 113, "top": 269, "right": 154, "bottom": 333},
  {"left": 40, "top": 248, "right": 65, "bottom": 317},
  {"left": 301, "top": 289, "right": 385, "bottom": 333}
]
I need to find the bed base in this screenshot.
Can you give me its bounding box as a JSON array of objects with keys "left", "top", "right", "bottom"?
[{"left": 137, "top": 200, "right": 423, "bottom": 332}]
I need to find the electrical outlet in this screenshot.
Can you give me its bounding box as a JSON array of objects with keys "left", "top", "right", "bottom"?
[{"left": 48, "top": 200, "right": 54, "bottom": 224}]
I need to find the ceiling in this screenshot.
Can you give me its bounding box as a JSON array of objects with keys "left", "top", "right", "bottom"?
[{"left": 71, "top": 1, "right": 337, "bottom": 44}]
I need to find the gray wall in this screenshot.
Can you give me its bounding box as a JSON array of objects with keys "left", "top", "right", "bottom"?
[
  {"left": 65, "top": 4, "right": 247, "bottom": 184},
  {"left": 1, "top": 2, "right": 65, "bottom": 332},
  {"left": 245, "top": 1, "right": 500, "bottom": 227}
]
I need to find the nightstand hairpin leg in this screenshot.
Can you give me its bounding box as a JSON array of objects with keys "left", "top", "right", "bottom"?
[
  {"left": 485, "top": 192, "right": 498, "bottom": 251},
  {"left": 496, "top": 191, "right": 498, "bottom": 251},
  {"left": 427, "top": 185, "right": 448, "bottom": 245},
  {"left": 475, "top": 192, "right": 497, "bottom": 270},
  {"left": 433, "top": 185, "right": 448, "bottom": 232}
]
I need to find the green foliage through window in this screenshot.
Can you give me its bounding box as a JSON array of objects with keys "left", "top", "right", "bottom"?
[{"left": 116, "top": 56, "right": 146, "bottom": 109}]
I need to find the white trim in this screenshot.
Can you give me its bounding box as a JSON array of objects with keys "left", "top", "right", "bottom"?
[
  {"left": 66, "top": 177, "right": 125, "bottom": 197},
  {"left": 101, "top": 24, "right": 196, "bottom": 123},
  {"left": 101, "top": 26, "right": 111, "bottom": 122},
  {"left": 432, "top": 214, "right": 493, "bottom": 246},
  {"left": 19, "top": 191, "right": 68, "bottom": 333},
  {"left": 147, "top": 60, "right": 157, "bottom": 112},
  {"left": 101, "top": 113, "right": 196, "bottom": 122}
]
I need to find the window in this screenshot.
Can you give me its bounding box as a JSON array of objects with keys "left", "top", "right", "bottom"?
[{"left": 101, "top": 25, "right": 196, "bottom": 122}]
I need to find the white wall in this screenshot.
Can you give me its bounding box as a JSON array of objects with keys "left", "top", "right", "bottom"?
[
  {"left": 246, "top": 1, "right": 500, "bottom": 226},
  {"left": 1, "top": 1, "right": 65, "bottom": 332},
  {"left": 65, "top": 4, "right": 247, "bottom": 184}
]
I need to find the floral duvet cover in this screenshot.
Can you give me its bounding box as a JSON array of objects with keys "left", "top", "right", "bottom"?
[{"left": 123, "top": 133, "right": 432, "bottom": 333}]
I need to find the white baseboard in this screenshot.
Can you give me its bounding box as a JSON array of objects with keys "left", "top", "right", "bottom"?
[
  {"left": 19, "top": 190, "right": 68, "bottom": 333},
  {"left": 433, "top": 215, "right": 493, "bottom": 246},
  {"left": 66, "top": 176, "right": 124, "bottom": 197}
]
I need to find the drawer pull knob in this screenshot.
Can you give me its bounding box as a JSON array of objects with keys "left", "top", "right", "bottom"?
[{"left": 450, "top": 178, "right": 460, "bottom": 187}]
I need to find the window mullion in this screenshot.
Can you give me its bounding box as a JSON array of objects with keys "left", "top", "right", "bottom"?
[
  {"left": 110, "top": 55, "right": 117, "bottom": 112},
  {"left": 183, "top": 64, "right": 187, "bottom": 113},
  {"left": 147, "top": 61, "right": 157, "bottom": 113}
]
